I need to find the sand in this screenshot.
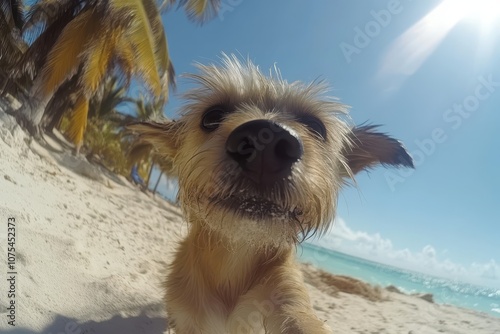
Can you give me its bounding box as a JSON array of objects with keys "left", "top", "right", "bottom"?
[{"left": 1, "top": 109, "right": 499, "bottom": 333}]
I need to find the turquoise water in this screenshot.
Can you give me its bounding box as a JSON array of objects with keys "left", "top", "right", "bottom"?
[{"left": 298, "top": 243, "right": 500, "bottom": 318}]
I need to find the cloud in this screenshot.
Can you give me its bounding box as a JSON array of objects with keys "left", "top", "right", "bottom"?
[
  {"left": 312, "top": 218, "right": 500, "bottom": 288},
  {"left": 317, "top": 218, "right": 394, "bottom": 257},
  {"left": 471, "top": 259, "right": 500, "bottom": 280}
]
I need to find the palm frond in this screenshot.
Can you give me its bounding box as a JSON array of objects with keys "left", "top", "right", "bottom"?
[
  {"left": 110, "top": 0, "right": 162, "bottom": 97},
  {"left": 37, "top": 9, "right": 101, "bottom": 98},
  {"left": 0, "top": 3, "right": 26, "bottom": 72},
  {"left": 80, "top": 25, "right": 117, "bottom": 96},
  {"left": 41, "top": 69, "right": 81, "bottom": 131},
  {"left": 16, "top": 10, "right": 76, "bottom": 81},
  {"left": 134, "top": 96, "right": 164, "bottom": 120},
  {"left": 88, "top": 75, "right": 135, "bottom": 120},
  {"left": 177, "top": 0, "right": 221, "bottom": 23},
  {"left": 113, "top": 36, "right": 135, "bottom": 86},
  {"left": 141, "top": 0, "right": 172, "bottom": 75},
  {"left": 23, "top": 0, "right": 86, "bottom": 39},
  {"left": 157, "top": 0, "right": 176, "bottom": 12},
  {"left": 0, "top": 0, "right": 24, "bottom": 30}
]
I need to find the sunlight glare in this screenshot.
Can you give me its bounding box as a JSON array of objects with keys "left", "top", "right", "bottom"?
[{"left": 378, "top": 0, "right": 500, "bottom": 93}]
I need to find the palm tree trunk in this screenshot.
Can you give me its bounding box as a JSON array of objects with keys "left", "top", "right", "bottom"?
[
  {"left": 43, "top": 106, "right": 66, "bottom": 133},
  {"left": 145, "top": 162, "right": 154, "bottom": 190},
  {"left": 20, "top": 96, "right": 49, "bottom": 127},
  {"left": 0, "top": 76, "right": 9, "bottom": 94},
  {"left": 153, "top": 171, "right": 163, "bottom": 197},
  {"left": 17, "top": 79, "right": 52, "bottom": 135}
]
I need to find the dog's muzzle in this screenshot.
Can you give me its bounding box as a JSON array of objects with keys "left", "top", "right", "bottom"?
[{"left": 226, "top": 119, "right": 303, "bottom": 186}]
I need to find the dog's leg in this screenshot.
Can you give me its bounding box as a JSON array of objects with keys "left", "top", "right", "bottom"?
[
  {"left": 266, "top": 310, "right": 330, "bottom": 334},
  {"left": 261, "top": 263, "right": 331, "bottom": 333},
  {"left": 167, "top": 319, "right": 202, "bottom": 334},
  {"left": 264, "top": 296, "right": 331, "bottom": 333}
]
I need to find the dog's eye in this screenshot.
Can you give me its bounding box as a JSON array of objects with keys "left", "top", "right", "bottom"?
[
  {"left": 297, "top": 115, "right": 327, "bottom": 140},
  {"left": 201, "top": 107, "right": 228, "bottom": 131}
]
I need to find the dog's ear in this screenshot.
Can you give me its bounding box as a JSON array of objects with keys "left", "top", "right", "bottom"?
[
  {"left": 127, "top": 120, "right": 183, "bottom": 161},
  {"left": 341, "top": 125, "right": 414, "bottom": 176}
]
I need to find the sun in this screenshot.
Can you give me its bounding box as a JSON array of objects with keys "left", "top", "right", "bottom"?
[{"left": 445, "top": 0, "right": 500, "bottom": 24}]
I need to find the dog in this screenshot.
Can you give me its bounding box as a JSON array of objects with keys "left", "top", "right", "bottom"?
[{"left": 129, "top": 55, "right": 413, "bottom": 333}]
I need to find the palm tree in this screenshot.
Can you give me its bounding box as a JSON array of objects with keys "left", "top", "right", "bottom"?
[
  {"left": 128, "top": 139, "right": 173, "bottom": 195},
  {"left": 126, "top": 96, "right": 177, "bottom": 190},
  {"left": 11, "top": 0, "right": 222, "bottom": 135},
  {"left": 87, "top": 76, "right": 136, "bottom": 121},
  {"left": 152, "top": 156, "right": 174, "bottom": 196},
  {"left": 16, "top": 0, "right": 175, "bottom": 141},
  {"left": 129, "top": 97, "right": 164, "bottom": 182},
  {"left": 0, "top": 0, "right": 27, "bottom": 96}
]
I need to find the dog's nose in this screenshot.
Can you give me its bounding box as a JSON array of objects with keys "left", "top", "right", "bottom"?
[{"left": 226, "top": 119, "right": 303, "bottom": 185}]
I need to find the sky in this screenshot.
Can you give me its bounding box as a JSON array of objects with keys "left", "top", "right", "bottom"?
[{"left": 147, "top": 0, "right": 500, "bottom": 287}]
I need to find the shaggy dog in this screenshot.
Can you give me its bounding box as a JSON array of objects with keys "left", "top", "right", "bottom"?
[{"left": 129, "top": 56, "right": 413, "bottom": 333}]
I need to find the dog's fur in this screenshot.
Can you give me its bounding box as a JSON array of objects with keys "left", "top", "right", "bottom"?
[{"left": 129, "top": 55, "right": 413, "bottom": 333}]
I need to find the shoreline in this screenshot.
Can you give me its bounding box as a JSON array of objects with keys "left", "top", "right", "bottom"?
[{"left": 299, "top": 242, "right": 500, "bottom": 317}]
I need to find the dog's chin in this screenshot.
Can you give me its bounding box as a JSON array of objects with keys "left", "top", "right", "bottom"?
[
  {"left": 209, "top": 195, "right": 302, "bottom": 222},
  {"left": 186, "top": 194, "right": 309, "bottom": 247}
]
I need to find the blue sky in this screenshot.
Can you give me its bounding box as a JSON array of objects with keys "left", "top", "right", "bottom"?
[{"left": 151, "top": 0, "right": 500, "bottom": 287}]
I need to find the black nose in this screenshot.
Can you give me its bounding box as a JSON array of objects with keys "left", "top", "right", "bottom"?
[{"left": 226, "top": 119, "right": 303, "bottom": 185}]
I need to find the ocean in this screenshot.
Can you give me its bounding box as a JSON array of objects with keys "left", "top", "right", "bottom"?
[{"left": 297, "top": 243, "right": 500, "bottom": 318}]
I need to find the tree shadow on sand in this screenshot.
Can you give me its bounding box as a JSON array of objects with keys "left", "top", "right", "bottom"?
[{"left": 5, "top": 312, "right": 168, "bottom": 334}]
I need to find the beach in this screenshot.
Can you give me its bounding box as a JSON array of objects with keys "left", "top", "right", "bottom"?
[{"left": 1, "top": 109, "right": 499, "bottom": 333}]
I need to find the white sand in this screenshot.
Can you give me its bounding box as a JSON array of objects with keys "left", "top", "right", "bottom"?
[{"left": 1, "top": 110, "right": 499, "bottom": 333}]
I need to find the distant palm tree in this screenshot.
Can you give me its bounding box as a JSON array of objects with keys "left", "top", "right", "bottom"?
[
  {"left": 127, "top": 97, "right": 167, "bottom": 186},
  {"left": 88, "top": 77, "right": 136, "bottom": 121},
  {"left": 128, "top": 139, "right": 174, "bottom": 195},
  {"left": 134, "top": 95, "right": 165, "bottom": 120},
  {"left": 16, "top": 0, "right": 175, "bottom": 142}
]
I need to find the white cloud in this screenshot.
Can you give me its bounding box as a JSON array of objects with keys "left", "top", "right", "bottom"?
[
  {"left": 316, "top": 218, "right": 395, "bottom": 259},
  {"left": 312, "top": 218, "right": 500, "bottom": 288},
  {"left": 422, "top": 244, "right": 436, "bottom": 259},
  {"left": 471, "top": 260, "right": 500, "bottom": 280}
]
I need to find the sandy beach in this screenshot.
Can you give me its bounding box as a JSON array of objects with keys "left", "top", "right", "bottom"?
[{"left": 1, "top": 110, "right": 499, "bottom": 334}]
